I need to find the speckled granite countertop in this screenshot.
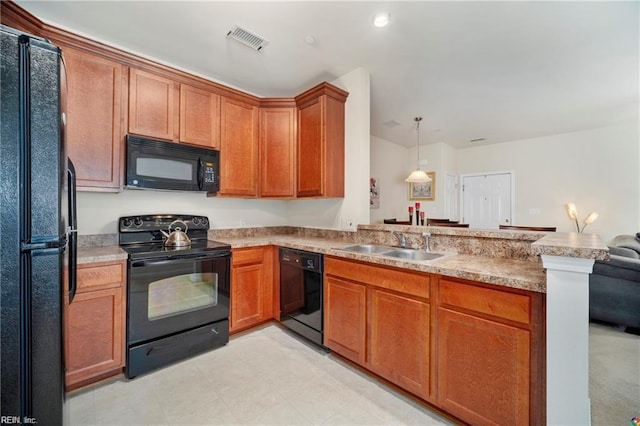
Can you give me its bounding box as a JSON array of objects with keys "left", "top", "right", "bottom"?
[
  {"left": 77, "top": 229, "right": 606, "bottom": 293},
  {"left": 531, "top": 232, "right": 609, "bottom": 260},
  {"left": 77, "top": 246, "right": 127, "bottom": 264},
  {"left": 215, "top": 235, "right": 547, "bottom": 293}
]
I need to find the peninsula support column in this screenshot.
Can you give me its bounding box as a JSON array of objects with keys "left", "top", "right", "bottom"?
[{"left": 541, "top": 255, "right": 595, "bottom": 426}]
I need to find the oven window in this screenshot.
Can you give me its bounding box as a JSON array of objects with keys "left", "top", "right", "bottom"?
[
  {"left": 137, "top": 157, "right": 193, "bottom": 181},
  {"left": 148, "top": 272, "right": 218, "bottom": 320}
]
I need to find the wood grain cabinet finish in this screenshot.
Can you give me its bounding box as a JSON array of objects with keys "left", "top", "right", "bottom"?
[
  {"left": 325, "top": 258, "right": 544, "bottom": 423},
  {"left": 369, "top": 288, "right": 430, "bottom": 400},
  {"left": 295, "top": 83, "right": 348, "bottom": 198},
  {"left": 324, "top": 275, "right": 367, "bottom": 365},
  {"left": 62, "top": 45, "right": 126, "bottom": 191},
  {"left": 259, "top": 105, "right": 296, "bottom": 198},
  {"left": 129, "top": 68, "right": 179, "bottom": 141},
  {"left": 230, "top": 247, "right": 274, "bottom": 333},
  {"left": 324, "top": 256, "right": 431, "bottom": 400},
  {"left": 180, "top": 83, "right": 220, "bottom": 148},
  {"left": 64, "top": 260, "right": 126, "bottom": 390},
  {"left": 436, "top": 278, "right": 544, "bottom": 426},
  {"left": 219, "top": 96, "right": 259, "bottom": 197}
]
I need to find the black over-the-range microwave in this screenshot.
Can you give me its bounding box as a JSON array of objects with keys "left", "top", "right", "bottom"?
[{"left": 126, "top": 135, "right": 220, "bottom": 192}]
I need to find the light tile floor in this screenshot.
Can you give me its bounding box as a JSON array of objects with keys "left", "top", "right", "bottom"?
[{"left": 68, "top": 325, "right": 454, "bottom": 425}]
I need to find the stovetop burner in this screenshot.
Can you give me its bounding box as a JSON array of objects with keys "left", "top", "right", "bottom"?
[{"left": 118, "top": 214, "right": 230, "bottom": 260}]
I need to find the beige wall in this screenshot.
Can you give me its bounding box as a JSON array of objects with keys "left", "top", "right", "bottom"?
[
  {"left": 456, "top": 122, "right": 639, "bottom": 243},
  {"left": 370, "top": 136, "right": 411, "bottom": 223}
]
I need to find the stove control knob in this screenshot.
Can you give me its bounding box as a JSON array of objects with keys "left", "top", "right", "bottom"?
[
  {"left": 192, "top": 217, "right": 201, "bottom": 227},
  {"left": 122, "top": 218, "right": 132, "bottom": 228},
  {"left": 133, "top": 217, "right": 143, "bottom": 228},
  {"left": 201, "top": 217, "right": 209, "bottom": 227}
]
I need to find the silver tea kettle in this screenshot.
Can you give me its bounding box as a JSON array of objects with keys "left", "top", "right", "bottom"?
[{"left": 160, "top": 219, "right": 191, "bottom": 247}]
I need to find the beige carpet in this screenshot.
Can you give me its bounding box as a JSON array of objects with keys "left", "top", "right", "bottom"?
[{"left": 590, "top": 322, "right": 640, "bottom": 425}]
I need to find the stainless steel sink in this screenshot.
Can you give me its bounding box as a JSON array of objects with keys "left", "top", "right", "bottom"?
[
  {"left": 337, "top": 245, "right": 446, "bottom": 262},
  {"left": 381, "top": 249, "right": 445, "bottom": 261},
  {"left": 339, "top": 244, "right": 395, "bottom": 254}
]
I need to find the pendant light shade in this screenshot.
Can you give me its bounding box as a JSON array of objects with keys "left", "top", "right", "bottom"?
[{"left": 405, "top": 116, "right": 432, "bottom": 183}]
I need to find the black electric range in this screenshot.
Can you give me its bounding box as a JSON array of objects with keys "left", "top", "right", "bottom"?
[
  {"left": 119, "top": 214, "right": 231, "bottom": 378},
  {"left": 118, "top": 214, "right": 231, "bottom": 260}
]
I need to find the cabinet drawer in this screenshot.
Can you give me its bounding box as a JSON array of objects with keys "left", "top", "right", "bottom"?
[
  {"left": 77, "top": 261, "right": 125, "bottom": 292},
  {"left": 232, "top": 247, "right": 265, "bottom": 266},
  {"left": 439, "top": 279, "right": 531, "bottom": 325},
  {"left": 325, "top": 257, "right": 429, "bottom": 299}
]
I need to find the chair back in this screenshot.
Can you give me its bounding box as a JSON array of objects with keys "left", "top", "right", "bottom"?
[
  {"left": 499, "top": 225, "right": 557, "bottom": 232},
  {"left": 429, "top": 222, "right": 469, "bottom": 228}
]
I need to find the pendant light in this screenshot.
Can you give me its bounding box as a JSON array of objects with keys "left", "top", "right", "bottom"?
[{"left": 405, "top": 116, "right": 431, "bottom": 183}]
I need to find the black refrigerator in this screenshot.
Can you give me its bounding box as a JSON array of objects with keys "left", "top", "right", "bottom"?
[{"left": 1, "top": 25, "right": 77, "bottom": 424}]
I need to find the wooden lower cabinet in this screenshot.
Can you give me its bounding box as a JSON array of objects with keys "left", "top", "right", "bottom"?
[
  {"left": 436, "top": 278, "right": 544, "bottom": 425},
  {"left": 324, "top": 256, "right": 432, "bottom": 400},
  {"left": 324, "top": 276, "right": 367, "bottom": 365},
  {"left": 230, "top": 246, "right": 274, "bottom": 333},
  {"left": 369, "top": 288, "right": 430, "bottom": 400},
  {"left": 437, "top": 308, "right": 530, "bottom": 425},
  {"left": 324, "top": 257, "right": 544, "bottom": 425},
  {"left": 65, "top": 260, "right": 126, "bottom": 390}
]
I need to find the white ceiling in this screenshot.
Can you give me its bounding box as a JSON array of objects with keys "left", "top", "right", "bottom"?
[{"left": 16, "top": 1, "right": 639, "bottom": 148}]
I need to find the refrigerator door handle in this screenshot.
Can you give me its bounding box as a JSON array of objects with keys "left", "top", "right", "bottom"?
[{"left": 67, "top": 159, "right": 78, "bottom": 303}]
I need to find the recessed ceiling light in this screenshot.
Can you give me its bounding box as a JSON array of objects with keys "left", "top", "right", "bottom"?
[{"left": 372, "top": 12, "right": 390, "bottom": 28}]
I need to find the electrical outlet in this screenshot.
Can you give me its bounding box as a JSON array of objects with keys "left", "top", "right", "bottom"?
[
  {"left": 341, "top": 217, "right": 354, "bottom": 230},
  {"left": 529, "top": 208, "right": 541, "bottom": 215}
]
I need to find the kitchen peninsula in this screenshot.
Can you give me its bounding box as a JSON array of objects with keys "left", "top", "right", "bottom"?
[{"left": 77, "top": 224, "right": 607, "bottom": 425}]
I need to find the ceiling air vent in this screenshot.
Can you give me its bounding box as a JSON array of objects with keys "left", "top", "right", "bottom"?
[
  {"left": 469, "top": 138, "right": 486, "bottom": 143},
  {"left": 226, "top": 25, "right": 269, "bottom": 51}
]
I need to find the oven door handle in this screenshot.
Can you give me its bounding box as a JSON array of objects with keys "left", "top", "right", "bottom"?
[{"left": 130, "top": 251, "right": 231, "bottom": 267}]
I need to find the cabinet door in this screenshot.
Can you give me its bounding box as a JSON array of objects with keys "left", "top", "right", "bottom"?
[
  {"left": 129, "top": 68, "right": 178, "bottom": 140},
  {"left": 259, "top": 107, "right": 295, "bottom": 197},
  {"left": 296, "top": 87, "right": 345, "bottom": 198},
  {"left": 297, "top": 97, "right": 323, "bottom": 197},
  {"left": 437, "top": 308, "right": 530, "bottom": 425},
  {"left": 219, "top": 97, "right": 259, "bottom": 196},
  {"left": 63, "top": 46, "right": 125, "bottom": 191},
  {"left": 324, "top": 276, "right": 366, "bottom": 365},
  {"left": 230, "top": 247, "right": 273, "bottom": 333},
  {"left": 65, "top": 287, "right": 124, "bottom": 389},
  {"left": 369, "top": 289, "right": 431, "bottom": 400},
  {"left": 180, "top": 84, "right": 220, "bottom": 148}
]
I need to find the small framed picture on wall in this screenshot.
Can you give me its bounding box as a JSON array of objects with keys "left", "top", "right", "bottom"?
[{"left": 408, "top": 172, "right": 435, "bottom": 200}]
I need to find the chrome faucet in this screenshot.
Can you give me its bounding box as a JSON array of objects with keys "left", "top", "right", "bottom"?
[
  {"left": 422, "top": 232, "right": 431, "bottom": 252},
  {"left": 392, "top": 231, "right": 407, "bottom": 248}
]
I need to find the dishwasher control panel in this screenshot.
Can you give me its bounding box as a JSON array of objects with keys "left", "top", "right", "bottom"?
[{"left": 279, "top": 248, "right": 323, "bottom": 273}]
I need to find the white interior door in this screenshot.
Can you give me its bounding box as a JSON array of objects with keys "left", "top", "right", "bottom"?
[{"left": 461, "top": 172, "right": 512, "bottom": 229}]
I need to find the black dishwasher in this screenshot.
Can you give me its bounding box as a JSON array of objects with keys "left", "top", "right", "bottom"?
[{"left": 279, "top": 248, "right": 325, "bottom": 348}]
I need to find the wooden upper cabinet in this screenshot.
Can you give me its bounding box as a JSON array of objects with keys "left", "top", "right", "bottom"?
[
  {"left": 62, "top": 46, "right": 126, "bottom": 191},
  {"left": 295, "top": 82, "right": 348, "bottom": 198},
  {"left": 219, "top": 96, "right": 259, "bottom": 197},
  {"left": 259, "top": 104, "right": 296, "bottom": 198},
  {"left": 180, "top": 83, "right": 220, "bottom": 148},
  {"left": 129, "top": 68, "right": 179, "bottom": 141}
]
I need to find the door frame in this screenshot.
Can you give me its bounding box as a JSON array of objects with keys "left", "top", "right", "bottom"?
[
  {"left": 444, "top": 171, "right": 459, "bottom": 221},
  {"left": 459, "top": 170, "right": 516, "bottom": 227}
]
